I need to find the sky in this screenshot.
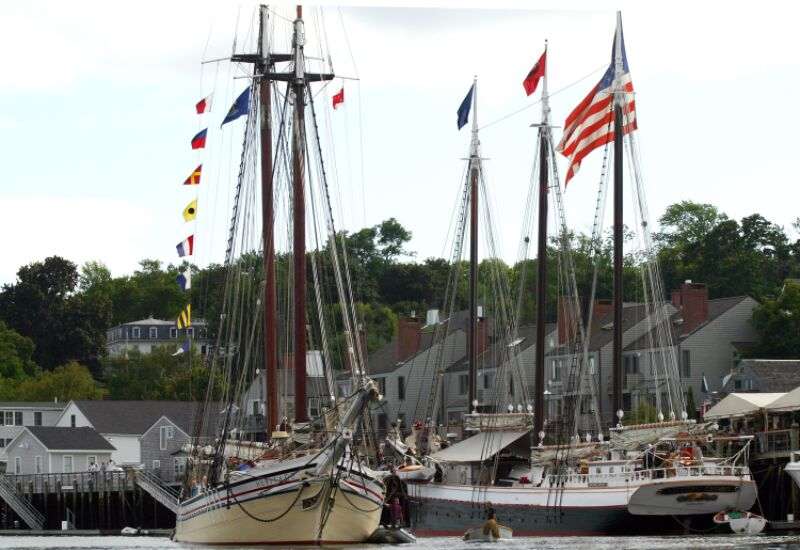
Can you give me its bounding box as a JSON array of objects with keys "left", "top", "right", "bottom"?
[{"left": 1, "top": 0, "right": 799, "bottom": 287}]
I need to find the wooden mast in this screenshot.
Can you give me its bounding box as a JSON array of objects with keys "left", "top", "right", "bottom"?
[
  {"left": 467, "top": 78, "right": 479, "bottom": 414},
  {"left": 291, "top": 5, "right": 309, "bottom": 423},
  {"left": 258, "top": 7, "right": 279, "bottom": 438},
  {"left": 533, "top": 42, "right": 549, "bottom": 445},
  {"left": 611, "top": 12, "right": 625, "bottom": 427}
]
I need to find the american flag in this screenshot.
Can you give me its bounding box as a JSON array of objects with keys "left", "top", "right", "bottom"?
[{"left": 556, "top": 28, "right": 636, "bottom": 186}]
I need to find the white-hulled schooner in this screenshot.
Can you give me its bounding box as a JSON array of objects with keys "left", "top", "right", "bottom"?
[
  {"left": 173, "top": 6, "right": 385, "bottom": 545},
  {"left": 405, "top": 13, "right": 757, "bottom": 536}
]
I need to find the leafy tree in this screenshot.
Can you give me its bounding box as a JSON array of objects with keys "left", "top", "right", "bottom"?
[
  {"left": 0, "top": 321, "right": 40, "bottom": 399},
  {"left": 17, "top": 361, "right": 103, "bottom": 401},
  {"left": 0, "top": 256, "right": 111, "bottom": 374},
  {"left": 750, "top": 280, "right": 800, "bottom": 358},
  {"left": 655, "top": 201, "right": 728, "bottom": 249},
  {"left": 108, "top": 259, "right": 186, "bottom": 325}
]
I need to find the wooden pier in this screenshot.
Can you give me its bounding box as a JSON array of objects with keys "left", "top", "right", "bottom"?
[{"left": 0, "top": 471, "right": 175, "bottom": 531}]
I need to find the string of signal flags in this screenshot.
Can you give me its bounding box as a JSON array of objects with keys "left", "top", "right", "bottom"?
[{"left": 171, "top": 87, "right": 252, "bottom": 355}]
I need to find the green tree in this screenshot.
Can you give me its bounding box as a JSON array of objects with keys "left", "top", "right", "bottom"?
[
  {"left": 655, "top": 201, "right": 728, "bottom": 249},
  {"left": 17, "top": 362, "right": 103, "bottom": 401},
  {"left": 0, "top": 256, "right": 111, "bottom": 373},
  {"left": 750, "top": 280, "right": 800, "bottom": 358},
  {"left": 0, "top": 321, "right": 40, "bottom": 399}
]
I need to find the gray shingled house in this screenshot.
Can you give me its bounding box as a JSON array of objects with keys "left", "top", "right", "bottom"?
[
  {"left": 5, "top": 426, "right": 115, "bottom": 475},
  {"left": 0, "top": 401, "right": 66, "bottom": 466},
  {"left": 721, "top": 359, "right": 800, "bottom": 393}
]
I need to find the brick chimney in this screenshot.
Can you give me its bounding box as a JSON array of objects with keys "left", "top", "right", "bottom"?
[
  {"left": 465, "top": 315, "right": 489, "bottom": 355},
  {"left": 593, "top": 299, "right": 613, "bottom": 321},
  {"left": 344, "top": 327, "right": 367, "bottom": 372},
  {"left": 679, "top": 281, "right": 709, "bottom": 334},
  {"left": 398, "top": 317, "right": 423, "bottom": 363},
  {"left": 558, "top": 297, "right": 579, "bottom": 344},
  {"left": 671, "top": 289, "right": 682, "bottom": 308}
]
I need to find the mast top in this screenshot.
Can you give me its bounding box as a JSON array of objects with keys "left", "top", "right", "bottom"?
[
  {"left": 613, "top": 11, "right": 625, "bottom": 106},
  {"left": 469, "top": 77, "right": 480, "bottom": 160},
  {"left": 540, "top": 41, "right": 550, "bottom": 127}
]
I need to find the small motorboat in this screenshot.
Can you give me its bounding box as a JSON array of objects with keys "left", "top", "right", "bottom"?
[
  {"left": 367, "top": 525, "right": 417, "bottom": 544},
  {"left": 463, "top": 523, "right": 513, "bottom": 542},
  {"left": 713, "top": 510, "right": 767, "bottom": 534}
]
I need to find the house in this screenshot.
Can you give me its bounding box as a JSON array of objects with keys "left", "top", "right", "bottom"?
[
  {"left": 140, "top": 403, "right": 220, "bottom": 484},
  {"left": 106, "top": 315, "right": 210, "bottom": 358},
  {"left": 0, "top": 401, "right": 66, "bottom": 465},
  {"left": 5, "top": 426, "right": 115, "bottom": 475},
  {"left": 54, "top": 401, "right": 207, "bottom": 466},
  {"left": 721, "top": 359, "right": 800, "bottom": 393}
]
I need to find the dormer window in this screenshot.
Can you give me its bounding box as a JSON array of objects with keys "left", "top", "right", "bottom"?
[
  {"left": 170, "top": 328, "right": 177, "bottom": 339},
  {"left": 132, "top": 327, "right": 141, "bottom": 339},
  {"left": 187, "top": 327, "right": 195, "bottom": 338},
  {"left": 149, "top": 327, "right": 158, "bottom": 339}
]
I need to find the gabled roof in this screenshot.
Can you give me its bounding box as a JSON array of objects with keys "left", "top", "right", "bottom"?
[
  {"left": 737, "top": 359, "right": 800, "bottom": 393},
  {"left": 447, "top": 324, "right": 546, "bottom": 373},
  {"left": 140, "top": 402, "right": 223, "bottom": 438},
  {"left": 63, "top": 401, "right": 205, "bottom": 436},
  {"left": 585, "top": 303, "right": 651, "bottom": 351},
  {"left": 0, "top": 401, "right": 66, "bottom": 410},
  {"left": 25, "top": 426, "right": 115, "bottom": 451},
  {"left": 624, "top": 296, "right": 752, "bottom": 351}
]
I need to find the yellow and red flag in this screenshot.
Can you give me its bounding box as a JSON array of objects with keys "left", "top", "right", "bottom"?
[{"left": 184, "top": 164, "right": 202, "bottom": 185}]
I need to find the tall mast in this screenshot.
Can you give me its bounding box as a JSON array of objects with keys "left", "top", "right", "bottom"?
[
  {"left": 533, "top": 42, "right": 549, "bottom": 445},
  {"left": 467, "top": 77, "right": 480, "bottom": 414},
  {"left": 258, "top": 6, "right": 279, "bottom": 438},
  {"left": 291, "top": 5, "right": 310, "bottom": 423},
  {"left": 612, "top": 11, "right": 625, "bottom": 426}
]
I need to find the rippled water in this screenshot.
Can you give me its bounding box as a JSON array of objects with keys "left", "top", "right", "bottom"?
[{"left": 1, "top": 535, "right": 800, "bottom": 550}]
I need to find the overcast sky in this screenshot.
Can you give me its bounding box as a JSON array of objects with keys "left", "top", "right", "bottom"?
[{"left": 1, "top": 1, "right": 799, "bottom": 286}]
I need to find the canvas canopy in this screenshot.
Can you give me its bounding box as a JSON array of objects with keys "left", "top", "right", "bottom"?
[
  {"left": 703, "top": 393, "right": 784, "bottom": 420},
  {"left": 766, "top": 385, "right": 800, "bottom": 412},
  {"left": 430, "top": 429, "right": 530, "bottom": 463}
]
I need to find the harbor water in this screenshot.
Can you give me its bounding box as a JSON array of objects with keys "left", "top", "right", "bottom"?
[{"left": 1, "top": 535, "right": 800, "bottom": 550}]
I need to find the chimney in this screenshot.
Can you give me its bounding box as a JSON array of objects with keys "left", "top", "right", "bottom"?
[
  {"left": 671, "top": 289, "right": 682, "bottom": 308},
  {"left": 464, "top": 314, "right": 489, "bottom": 355},
  {"left": 344, "top": 327, "right": 368, "bottom": 372},
  {"left": 679, "top": 281, "right": 709, "bottom": 334},
  {"left": 558, "top": 297, "right": 579, "bottom": 344},
  {"left": 398, "top": 317, "right": 423, "bottom": 363},
  {"left": 593, "top": 299, "right": 613, "bottom": 321}
]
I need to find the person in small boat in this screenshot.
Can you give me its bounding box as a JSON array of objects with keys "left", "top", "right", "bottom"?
[{"left": 483, "top": 510, "right": 500, "bottom": 539}]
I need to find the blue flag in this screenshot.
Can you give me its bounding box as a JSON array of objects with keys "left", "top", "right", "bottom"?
[
  {"left": 221, "top": 88, "right": 251, "bottom": 126},
  {"left": 172, "top": 341, "right": 190, "bottom": 356},
  {"left": 457, "top": 84, "right": 474, "bottom": 130},
  {"left": 176, "top": 268, "right": 191, "bottom": 292},
  {"left": 701, "top": 373, "right": 709, "bottom": 394}
]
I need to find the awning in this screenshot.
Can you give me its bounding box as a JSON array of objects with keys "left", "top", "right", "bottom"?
[
  {"left": 703, "top": 393, "right": 784, "bottom": 420},
  {"left": 766, "top": 386, "right": 800, "bottom": 412},
  {"left": 430, "top": 429, "right": 530, "bottom": 463}
]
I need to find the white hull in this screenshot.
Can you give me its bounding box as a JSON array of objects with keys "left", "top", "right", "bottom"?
[
  {"left": 627, "top": 476, "right": 757, "bottom": 515},
  {"left": 785, "top": 460, "right": 800, "bottom": 489},
  {"left": 174, "top": 465, "right": 383, "bottom": 544}
]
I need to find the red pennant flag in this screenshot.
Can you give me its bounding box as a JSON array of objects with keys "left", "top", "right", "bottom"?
[
  {"left": 332, "top": 87, "right": 344, "bottom": 110},
  {"left": 196, "top": 93, "right": 213, "bottom": 114},
  {"left": 184, "top": 164, "right": 202, "bottom": 185},
  {"left": 523, "top": 50, "right": 547, "bottom": 96}
]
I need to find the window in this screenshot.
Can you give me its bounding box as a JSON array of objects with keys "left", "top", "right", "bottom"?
[
  {"left": 589, "top": 356, "right": 596, "bottom": 376},
  {"left": 70, "top": 414, "right": 76, "bottom": 427},
  {"left": 681, "top": 350, "right": 691, "bottom": 378},
  {"left": 551, "top": 360, "right": 563, "bottom": 382},
  {"left": 459, "top": 374, "right": 468, "bottom": 395},
  {"left": 160, "top": 426, "right": 169, "bottom": 450},
  {"left": 34, "top": 411, "right": 42, "bottom": 426},
  {"left": 87, "top": 455, "right": 96, "bottom": 470},
  {"left": 483, "top": 372, "right": 494, "bottom": 390},
  {"left": 63, "top": 456, "right": 73, "bottom": 473},
  {"left": 15, "top": 411, "right": 22, "bottom": 425},
  {"left": 624, "top": 355, "right": 639, "bottom": 375},
  {"left": 376, "top": 378, "right": 386, "bottom": 396},
  {"left": 0, "top": 439, "right": 4, "bottom": 449},
  {"left": 187, "top": 327, "right": 195, "bottom": 338},
  {"left": 200, "top": 328, "right": 208, "bottom": 338},
  {"left": 149, "top": 327, "right": 158, "bottom": 339},
  {"left": 397, "top": 376, "right": 405, "bottom": 400},
  {"left": 250, "top": 400, "right": 260, "bottom": 416},
  {"left": 132, "top": 327, "right": 141, "bottom": 339},
  {"left": 377, "top": 414, "right": 387, "bottom": 430},
  {"left": 169, "top": 327, "right": 177, "bottom": 339},
  {"left": 15, "top": 456, "right": 22, "bottom": 474},
  {"left": 35, "top": 456, "right": 42, "bottom": 474},
  {"left": 174, "top": 457, "right": 186, "bottom": 477},
  {"left": 153, "top": 459, "right": 161, "bottom": 471},
  {"left": 509, "top": 377, "right": 514, "bottom": 395}
]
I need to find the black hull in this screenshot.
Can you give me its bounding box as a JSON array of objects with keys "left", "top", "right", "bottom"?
[{"left": 409, "top": 498, "right": 715, "bottom": 536}]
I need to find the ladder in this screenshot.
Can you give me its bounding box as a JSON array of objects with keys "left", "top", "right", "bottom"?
[
  {"left": 133, "top": 470, "right": 180, "bottom": 514},
  {"left": 0, "top": 475, "right": 45, "bottom": 530}
]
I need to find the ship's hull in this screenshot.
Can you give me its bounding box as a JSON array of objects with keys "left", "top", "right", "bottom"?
[
  {"left": 174, "top": 468, "right": 384, "bottom": 545},
  {"left": 408, "top": 475, "right": 756, "bottom": 536}
]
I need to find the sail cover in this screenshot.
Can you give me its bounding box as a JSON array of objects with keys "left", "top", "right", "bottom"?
[
  {"left": 703, "top": 393, "right": 783, "bottom": 419},
  {"left": 430, "top": 430, "right": 530, "bottom": 463}
]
